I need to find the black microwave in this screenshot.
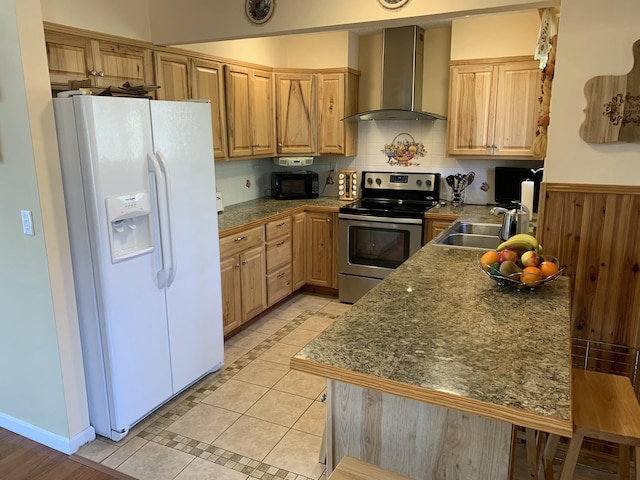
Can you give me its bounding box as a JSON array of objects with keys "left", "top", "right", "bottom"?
[{"left": 271, "top": 171, "right": 319, "bottom": 200}]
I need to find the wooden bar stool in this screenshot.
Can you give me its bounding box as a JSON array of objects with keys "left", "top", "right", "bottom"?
[
  {"left": 328, "top": 456, "right": 413, "bottom": 480},
  {"left": 558, "top": 369, "right": 640, "bottom": 480}
]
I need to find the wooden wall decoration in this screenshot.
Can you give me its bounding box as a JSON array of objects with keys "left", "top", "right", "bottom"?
[{"left": 579, "top": 39, "right": 640, "bottom": 144}]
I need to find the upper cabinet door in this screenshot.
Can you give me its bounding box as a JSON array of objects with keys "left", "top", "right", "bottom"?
[
  {"left": 492, "top": 61, "right": 541, "bottom": 158},
  {"left": 191, "top": 58, "right": 228, "bottom": 160},
  {"left": 44, "top": 31, "right": 95, "bottom": 88},
  {"left": 317, "top": 73, "right": 346, "bottom": 155},
  {"left": 317, "top": 71, "right": 359, "bottom": 157},
  {"left": 91, "top": 40, "right": 154, "bottom": 88},
  {"left": 275, "top": 73, "right": 316, "bottom": 155},
  {"left": 250, "top": 69, "right": 276, "bottom": 158},
  {"left": 446, "top": 64, "right": 496, "bottom": 157},
  {"left": 225, "top": 65, "right": 275, "bottom": 159},
  {"left": 153, "top": 51, "right": 190, "bottom": 100},
  {"left": 225, "top": 65, "right": 254, "bottom": 158}
]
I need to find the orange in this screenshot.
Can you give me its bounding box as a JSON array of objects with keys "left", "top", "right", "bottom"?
[
  {"left": 539, "top": 261, "right": 559, "bottom": 278},
  {"left": 480, "top": 250, "right": 499, "bottom": 271},
  {"left": 520, "top": 266, "right": 543, "bottom": 286}
]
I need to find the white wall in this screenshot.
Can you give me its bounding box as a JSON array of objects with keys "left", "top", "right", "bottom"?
[
  {"left": 40, "top": 0, "right": 152, "bottom": 40},
  {"left": 180, "top": 30, "right": 354, "bottom": 69},
  {"left": 450, "top": 11, "right": 541, "bottom": 60},
  {"left": 1, "top": 0, "right": 92, "bottom": 453},
  {"left": 148, "top": 0, "right": 557, "bottom": 45},
  {"left": 544, "top": 0, "right": 640, "bottom": 185}
]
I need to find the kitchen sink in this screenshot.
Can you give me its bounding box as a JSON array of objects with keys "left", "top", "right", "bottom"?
[
  {"left": 451, "top": 222, "right": 502, "bottom": 237},
  {"left": 432, "top": 221, "right": 502, "bottom": 250}
]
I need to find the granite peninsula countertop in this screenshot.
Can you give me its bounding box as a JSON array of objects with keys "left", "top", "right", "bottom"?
[{"left": 291, "top": 228, "right": 571, "bottom": 436}]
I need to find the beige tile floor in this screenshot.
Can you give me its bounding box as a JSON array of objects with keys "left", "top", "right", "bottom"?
[
  {"left": 77, "top": 293, "right": 349, "bottom": 480},
  {"left": 76, "top": 292, "right": 623, "bottom": 480}
]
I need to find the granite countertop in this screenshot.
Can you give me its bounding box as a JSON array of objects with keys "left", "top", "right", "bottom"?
[
  {"left": 291, "top": 213, "right": 570, "bottom": 435},
  {"left": 217, "top": 197, "right": 516, "bottom": 235},
  {"left": 217, "top": 197, "right": 349, "bottom": 234}
]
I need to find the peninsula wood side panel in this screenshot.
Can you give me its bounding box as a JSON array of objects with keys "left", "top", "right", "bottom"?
[
  {"left": 326, "top": 380, "right": 513, "bottom": 480},
  {"left": 537, "top": 183, "right": 640, "bottom": 349}
]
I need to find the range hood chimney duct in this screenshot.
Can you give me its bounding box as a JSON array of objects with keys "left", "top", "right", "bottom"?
[{"left": 344, "top": 25, "right": 445, "bottom": 122}]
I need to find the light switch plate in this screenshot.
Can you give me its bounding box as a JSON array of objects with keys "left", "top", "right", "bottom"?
[{"left": 21, "top": 210, "right": 34, "bottom": 236}]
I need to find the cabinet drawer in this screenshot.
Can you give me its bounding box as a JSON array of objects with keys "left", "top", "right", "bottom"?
[
  {"left": 266, "top": 235, "right": 292, "bottom": 272},
  {"left": 220, "top": 225, "right": 265, "bottom": 258},
  {"left": 265, "top": 216, "right": 292, "bottom": 241},
  {"left": 267, "top": 265, "right": 292, "bottom": 306}
]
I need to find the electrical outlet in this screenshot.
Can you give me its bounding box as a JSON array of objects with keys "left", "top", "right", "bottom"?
[{"left": 330, "top": 162, "right": 338, "bottom": 172}]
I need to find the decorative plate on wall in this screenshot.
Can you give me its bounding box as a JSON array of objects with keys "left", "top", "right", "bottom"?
[
  {"left": 246, "top": 0, "right": 275, "bottom": 24},
  {"left": 377, "top": 0, "right": 410, "bottom": 9}
]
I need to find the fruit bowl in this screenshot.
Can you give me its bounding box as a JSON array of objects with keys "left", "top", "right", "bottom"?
[{"left": 478, "top": 254, "right": 565, "bottom": 290}]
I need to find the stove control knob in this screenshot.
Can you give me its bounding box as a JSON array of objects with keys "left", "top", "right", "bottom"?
[
  {"left": 367, "top": 178, "right": 373, "bottom": 185},
  {"left": 425, "top": 179, "right": 432, "bottom": 187},
  {"left": 416, "top": 179, "right": 423, "bottom": 186},
  {"left": 375, "top": 178, "right": 382, "bottom": 186}
]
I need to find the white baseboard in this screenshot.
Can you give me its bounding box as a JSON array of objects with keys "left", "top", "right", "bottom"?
[{"left": 0, "top": 412, "right": 95, "bottom": 454}]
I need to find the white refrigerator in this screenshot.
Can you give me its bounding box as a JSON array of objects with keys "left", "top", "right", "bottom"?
[{"left": 53, "top": 94, "right": 224, "bottom": 441}]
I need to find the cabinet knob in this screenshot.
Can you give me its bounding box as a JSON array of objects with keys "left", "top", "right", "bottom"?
[
  {"left": 278, "top": 272, "right": 285, "bottom": 278},
  {"left": 235, "top": 236, "right": 246, "bottom": 242},
  {"left": 242, "top": 259, "right": 249, "bottom": 265},
  {"left": 277, "top": 222, "right": 285, "bottom": 227},
  {"left": 276, "top": 240, "right": 285, "bottom": 246},
  {"left": 97, "top": 71, "right": 104, "bottom": 77},
  {"left": 326, "top": 218, "right": 330, "bottom": 223},
  {"left": 89, "top": 70, "right": 97, "bottom": 77},
  {"left": 234, "top": 263, "right": 240, "bottom": 268}
]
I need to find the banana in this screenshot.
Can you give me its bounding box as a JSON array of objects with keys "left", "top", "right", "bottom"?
[{"left": 496, "top": 234, "right": 539, "bottom": 253}]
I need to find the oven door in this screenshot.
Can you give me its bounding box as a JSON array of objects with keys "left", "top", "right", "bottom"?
[{"left": 338, "top": 213, "right": 424, "bottom": 280}]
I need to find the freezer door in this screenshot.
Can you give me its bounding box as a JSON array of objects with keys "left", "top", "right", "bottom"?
[
  {"left": 150, "top": 100, "right": 224, "bottom": 392},
  {"left": 68, "top": 96, "right": 174, "bottom": 437}
]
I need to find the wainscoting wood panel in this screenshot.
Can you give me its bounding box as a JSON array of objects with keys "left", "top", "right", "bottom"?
[
  {"left": 537, "top": 183, "right": 640, "bottom": 349},
  {"left": 326, "top": 380, "right": 513, "bottom": 480}
]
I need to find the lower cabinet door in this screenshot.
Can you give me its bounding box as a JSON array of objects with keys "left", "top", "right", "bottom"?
[
  {"left": 240, "top": 245, "right": 267, "bottom": 322},
  {"left": 220, "top": 255, "right": 242, "bottom": 335}
]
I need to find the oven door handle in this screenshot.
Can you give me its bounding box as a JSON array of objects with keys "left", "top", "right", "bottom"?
[{"left": 338, "top": 213, "right": 423, "bottom": 225}]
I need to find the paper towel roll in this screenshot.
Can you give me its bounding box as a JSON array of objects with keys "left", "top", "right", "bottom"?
[{"left": 521, "top": 180, "right": 534, "bottom": 214}]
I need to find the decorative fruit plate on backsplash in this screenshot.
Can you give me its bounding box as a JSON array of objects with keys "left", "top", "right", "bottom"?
[{"left": 382, "top": 133, "right": 426, "bottom": 167}]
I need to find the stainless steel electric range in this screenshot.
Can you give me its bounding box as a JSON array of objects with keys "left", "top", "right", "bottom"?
[{"left": 338, "top": 171, "right": 441, "bottom": 303}]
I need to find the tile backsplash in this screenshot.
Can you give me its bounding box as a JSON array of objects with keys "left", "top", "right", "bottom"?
[{"left": 214, "top": 120, "right": 543, "bottom": 207}]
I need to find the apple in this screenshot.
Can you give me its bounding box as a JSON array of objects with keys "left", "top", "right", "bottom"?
[
  {"left": 498, "top": 249, "right": 519, "bottom": 264},
  {"left": 521, "top": 250, "right": 541, "bottom": 268}
]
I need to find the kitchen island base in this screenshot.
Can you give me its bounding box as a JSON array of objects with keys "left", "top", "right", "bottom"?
[{"left": 326, "top": 380, "right": 513, "bottom": 480}]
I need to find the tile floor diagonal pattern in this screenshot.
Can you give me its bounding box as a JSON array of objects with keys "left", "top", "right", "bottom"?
[{"left": 77, "top": 293, "right": 351, "bottom": 480}]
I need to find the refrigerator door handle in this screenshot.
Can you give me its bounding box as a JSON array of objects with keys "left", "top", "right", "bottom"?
[
  {"left": 156, "top": 151, "right": 178, "bottom": 287},
  {"left": 147, "top": 152, "right": 170, "bottom": 288}
]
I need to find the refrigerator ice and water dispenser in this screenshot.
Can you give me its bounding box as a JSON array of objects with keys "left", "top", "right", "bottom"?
[{"left": 105, "top": 192, "right": 153, "bottom": 262}]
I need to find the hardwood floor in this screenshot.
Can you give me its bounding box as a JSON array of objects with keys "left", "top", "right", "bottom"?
[{"left": 0, "top": 428, "right": 135, "bottom": 480}]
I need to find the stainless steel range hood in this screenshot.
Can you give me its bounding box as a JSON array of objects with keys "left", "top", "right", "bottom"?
[{"left": 344, "top": 26, "right": 445, "bottom": 122}]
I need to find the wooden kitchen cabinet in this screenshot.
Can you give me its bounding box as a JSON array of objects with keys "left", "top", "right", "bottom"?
[
  {"left": 153, "top": 51, "right": 190, "bottom": 100},
  {"left": 219, "top": 225, "right": 267, "bottom": 335},
  {"left": 275, "top": 72, "right": 316, "bottom": 155},
  {"left": 225, "top": 64, "right": 276, "bottom": 158},
  {"left": 265, "top": 217, "right": 293, "bottom": 306},
  {"left": 44, "top": 28, "right": 154, "bottom": 91},
  {"left": 446, "top": 58, "right": 541, "bottom": 158},
  {"left": 423, "top": 214, "right": 460, "bottom": 244},
  {"left": 317, "top": 71, "right": 359, "bottom": 156},
  {"left": 306, "top": 211, "right": 338, "bottom": 288},
  {"left": 191, "top": 58, "right": 228, "bottom": 160},
  {"left": 152, "top": 52, "right": 228, "bottom": 160},
  {"left": 292, "top": 212, "right": 307, "bottom": 290}
]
